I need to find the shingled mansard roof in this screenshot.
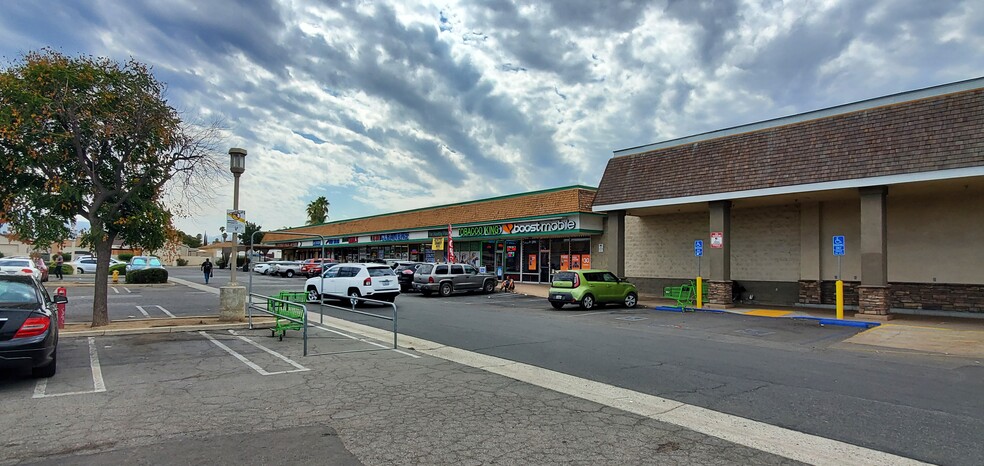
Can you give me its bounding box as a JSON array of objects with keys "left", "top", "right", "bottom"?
[{"left": 593, "top": 77, "right": 984, "bottom": 211}]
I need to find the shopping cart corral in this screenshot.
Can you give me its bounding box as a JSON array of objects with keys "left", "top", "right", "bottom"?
[{"left": 246, "top": 291, "right": 399, "bottom": 358}]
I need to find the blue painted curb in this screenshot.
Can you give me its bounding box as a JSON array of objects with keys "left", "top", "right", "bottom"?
[
  {"left": 650, "top": 306, "right": 881, "bottom": 328},
  {"left": 790, "top": 316, "right": 881, "bottom": 329}
]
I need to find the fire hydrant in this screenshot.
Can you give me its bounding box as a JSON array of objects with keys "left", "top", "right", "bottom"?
[
  {"left": 55, "top": 287, "right": 67, "bottom": 329},
  {"left": 112, "top": 270, "right": 120, "bottom": 283}
]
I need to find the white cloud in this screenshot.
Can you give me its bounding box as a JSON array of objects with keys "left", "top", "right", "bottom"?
[{"left": 2, "top": 0, "right": 982, "bottom": 237}]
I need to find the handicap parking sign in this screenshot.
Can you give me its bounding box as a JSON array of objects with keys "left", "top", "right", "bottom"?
[
  {"left": 832, "top": 235, "right": 845, "bottom": 256},
  {"left": 694, "top": 240, "right": 704, "bottom": 257}
]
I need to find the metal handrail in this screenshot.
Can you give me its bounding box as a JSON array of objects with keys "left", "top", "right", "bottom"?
[
  {"left": 315, "top": 293, "right": 399, "bottom": 350},
  {"left": 246, "top": 292, "right": 309, "bottom": 356}
]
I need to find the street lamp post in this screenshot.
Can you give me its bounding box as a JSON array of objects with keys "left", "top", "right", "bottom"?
[
  {"left": 229, "top": 148, "right": 246, "bottom": 285},
  {"left": 220, "top": 148, "right": 247, "bottom": 321}
]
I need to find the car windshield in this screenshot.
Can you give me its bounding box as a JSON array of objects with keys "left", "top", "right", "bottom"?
[
  {"left": 132, "top": 258, "right": 146, "bottom": 265},
  {"left": 149, "top": 258, "right": 162, "bottom": 267},
  {"left": 417, "top": 264, "right": 433, "bottom": 274},
  {"left": 553, "top": 272, "right": 577, "bottom": 282},
  {"left": 368, "top": 267, "right": 395, "bottom": 277}
]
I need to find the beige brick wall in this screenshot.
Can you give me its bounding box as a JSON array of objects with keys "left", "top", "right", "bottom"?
[
  {"left": 731, "top": 205, "right": 800, "bottom": 281},
  {"left": 820, "top": 201, "right": 861, "bottom": 281},
  {"left": 625, "top": 212, "right": 704, "bottom": 278},
  {"left": 624, "top": 206, "right": 800, "bottom": 281}
]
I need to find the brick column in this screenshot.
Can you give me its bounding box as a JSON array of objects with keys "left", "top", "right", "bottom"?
[
  {"left": 707, "top": 201, "right": 732, "bottom": 306},
  {"left": 856, "top": 186, "right": 892, "bottom": 318}
]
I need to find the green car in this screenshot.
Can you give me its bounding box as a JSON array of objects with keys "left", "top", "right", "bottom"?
[{"left": 547, "top": 269, "right": 638, "bottom": 310}]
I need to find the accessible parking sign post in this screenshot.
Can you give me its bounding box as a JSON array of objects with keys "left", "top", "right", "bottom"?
[
  {"left": 833, "top": 235, "right": 845, "bottom": 320},
  {"left": 695, "top": 240, "right": 704, "bottom": 308}
]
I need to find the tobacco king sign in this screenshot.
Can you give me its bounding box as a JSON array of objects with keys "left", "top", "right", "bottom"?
[{"left": 458, "top": 218, "right": 578, "bottom": 237}]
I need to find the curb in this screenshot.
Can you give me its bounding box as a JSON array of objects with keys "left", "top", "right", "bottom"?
[{"left": 61, "top": 320, "right": 274, "bottom": 338}]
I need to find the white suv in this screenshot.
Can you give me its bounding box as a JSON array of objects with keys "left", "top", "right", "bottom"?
[{"left": 305, "top": 263, "right": 400, "bottom": 303}]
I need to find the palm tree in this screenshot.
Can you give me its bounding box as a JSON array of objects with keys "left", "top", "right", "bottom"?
[
  {"left": 306, "top": 196, "right": 330, "bottom": 224},
  {"left": 220, "top": 226, "right": 227, "bottom": 242}
]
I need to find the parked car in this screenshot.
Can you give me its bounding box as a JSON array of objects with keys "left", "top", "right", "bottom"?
[
  {"left": 272, "top": 261, "right": 303, "bottom": 278},
  {"left": 300, "top": 258, "right": 337, "bottom": 278},
  {"left": 0, "top": 258, "right": 44, "bottom": 281},
  {"left": 252, "top": 261, "right": 279, "bottom": 275},
  {"left": 413, "top": 263, "right": 497, "bottom": 297},
  {"left": 547, "top": 269, "right": 638, "bottom": 310},
  {"left": 0, "top": 275, "right": 64, "bottom": 378},
  {"left": 393, "top": 262, "right": 424, "bottom": 292},
  {"left": 305, "top": 263, "right": 400, "bottom": 303},
  {"left": 125, "top": 256, "right": 164, "bottom": 272},
  {"left": 70, "top": 257, "right": 124, "bottom": 274}
]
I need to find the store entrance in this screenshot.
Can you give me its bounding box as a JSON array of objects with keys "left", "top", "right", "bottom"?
[{"left": 539, "top": 249, "right": 550, "bottom": 283}]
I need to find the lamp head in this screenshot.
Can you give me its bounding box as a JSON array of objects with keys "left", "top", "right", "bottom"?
[{"left": 229, "top": 148, "right": 247, "bottom": 175}]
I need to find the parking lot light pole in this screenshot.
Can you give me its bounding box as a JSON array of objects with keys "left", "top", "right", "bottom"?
[
  {"left": 220, "top": 148, "right": 247, "bottom": 321},
  {"left": 229, "top": 148, "right": 246, "bottom": 285}
]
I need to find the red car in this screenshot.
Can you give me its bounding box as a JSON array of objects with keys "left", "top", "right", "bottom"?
[{"left": 300, "top": 258, "right": 336, "bottom": 278}]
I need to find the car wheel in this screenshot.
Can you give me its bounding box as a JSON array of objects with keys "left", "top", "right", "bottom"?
[
  {"left": 421, "top": 290, "right": 432, "bottom": 297},
  {"left": 550, "top": 302, "right": 565, "bottom": 309},
  {"left": 624, "top": 292, "right": 638, "bottom": 308},
  {"left": 32, "top": 350, "right": 56, "bottom": 378},
  {"left": 77, "top": 268, "right": 84, "bottom": 274},
  {"left": 483, "top": 280, "right": 495, "bottom": 294},
  {"left": 580, "top": 294, "right": 596, "bottom": 310},
  {"left": 306, "top": 287, "right": 321, "bottom": 303},
  {"left": 286, "top": 270, "right": 295, "bottom": 278},
  {"left": 347, "top": 288, "right": 361, "bottom": 306},
  {"left": 439, "top": 282, "right": 453, "bottom": 297}
]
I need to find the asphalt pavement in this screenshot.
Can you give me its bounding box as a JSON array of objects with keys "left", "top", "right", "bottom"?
[{"left": 17, "top": 267, "right": 983, "bottom": 465}]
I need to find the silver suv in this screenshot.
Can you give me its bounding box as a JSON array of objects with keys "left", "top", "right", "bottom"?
[{"left": 413, "top": 263, "right": 497, "bottom": 297}]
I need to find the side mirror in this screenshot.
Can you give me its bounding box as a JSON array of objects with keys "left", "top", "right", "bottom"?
[{"left": 53, "top": 295, "right": 68, "bottom": 304}]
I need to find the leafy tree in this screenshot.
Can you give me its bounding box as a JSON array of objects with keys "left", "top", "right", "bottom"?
[
  {"left": 241, "top": 221, "right": 263, "bottom": 246},
  {"left": 306, "top": 196, "right": 330, "bottom": 224},
  {"left": 219, "top": 226, "right": 227, "bottom": 242},
  {"left": 178, "top": 230, "right": 202, "bottom": 248},
  {"left": 0, "top": 49, "right": 222, "bottom": 326}
]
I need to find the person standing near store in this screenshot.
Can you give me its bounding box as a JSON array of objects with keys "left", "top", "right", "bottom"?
[
  {"left": 201, "top": 258, "right": 213, "bottom": 284},
  {"left": 53, "top": 252, "right": 64, "bottom": 280}
]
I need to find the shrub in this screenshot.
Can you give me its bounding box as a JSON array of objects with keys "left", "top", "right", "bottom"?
[
  {"left": 125, "top": 268, "right": 168, "bottom": 284},
  {"left": 176, "top": 258, "right": 188, "bottom": 266},
  {"left": 118, "top": 253, "right": 134, "bottom": 262},
  {"left": 216, "top": 257, "right": 228, "bottom": 269},
  {"left": 109, "top": 263, "right": 126, "bottom": 275}
]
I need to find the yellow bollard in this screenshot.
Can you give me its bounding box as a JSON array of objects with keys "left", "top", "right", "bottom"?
[
  {"left": 696, "top": 276, "right": 703, "bottom": 309},
  {"left": 112, "top": 270, "right": 119, "bottom": 284},
  {"left": 836, "top": 279, "right": 844, "bottom": 320}
]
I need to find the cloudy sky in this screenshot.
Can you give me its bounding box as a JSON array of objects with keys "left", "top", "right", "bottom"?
[{"left": 2, "top": 0, "right": 982, "bottom": 238}]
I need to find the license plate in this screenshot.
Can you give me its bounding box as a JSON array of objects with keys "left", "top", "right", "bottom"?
[{"left": 554, "top": 295, "right": 563, "bottom": 299}]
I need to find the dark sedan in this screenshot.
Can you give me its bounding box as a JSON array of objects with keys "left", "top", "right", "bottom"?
[
  {"left": 394, "top": 262, "right": 424, "bottom": 292},
  {"left": 0, "top": 275, "right": 63, "bottom": 378}
]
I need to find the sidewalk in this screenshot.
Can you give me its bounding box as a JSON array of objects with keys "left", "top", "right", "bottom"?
[{"left": 513, "top": 283, "right": 984, "bottom": 359}]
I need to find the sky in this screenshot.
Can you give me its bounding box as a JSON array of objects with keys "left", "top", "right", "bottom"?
[{"left": 1, "top": 0, "right": 982, "bottom": 239}]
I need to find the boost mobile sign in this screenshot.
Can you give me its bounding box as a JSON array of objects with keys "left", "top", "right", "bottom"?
[{"left": 458, "top": 218, "right": 577, "bottom": 237}]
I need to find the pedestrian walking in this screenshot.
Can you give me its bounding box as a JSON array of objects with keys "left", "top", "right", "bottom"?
[
  {"left": 201, "top": 258, "right": 213, "bottom": 284},
  {"left": 53, "top": 253, "right": 64, "bottom": 280}
]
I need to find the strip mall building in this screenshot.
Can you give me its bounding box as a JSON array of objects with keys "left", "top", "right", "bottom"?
[
  {"left": 592, "top": 78, "right": 984, "bottom": 318},
  {"left": 261, "top": 187, "right": 603, "bottom": 283},
  {"left": 264, "top": 78, "right": 983, "bottom": 317}
]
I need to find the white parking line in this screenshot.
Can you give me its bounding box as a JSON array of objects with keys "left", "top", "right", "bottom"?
[
  {"left": 123, "top": 287, "right": 132, "bottom": 293},
  {"left": 111, "top": 287, "right": 120, "bottom": 294},
  {"left": 225, "top": 330, "right": 308, "bottom": 371},
  {"left": 310, "top": 323, "right": 421, "bottom": 358},
  {"left": 33, "top": 337, "right": 107, "bottom": 398},
  {"left": 135, "top": 305, "right": 150, "bottom": 317},
  {"left": 200, "top": 331, "right": 308, "bottom": 375},
  {"left": 155, "top": 305, "right": 176, "bottom": 318}
]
